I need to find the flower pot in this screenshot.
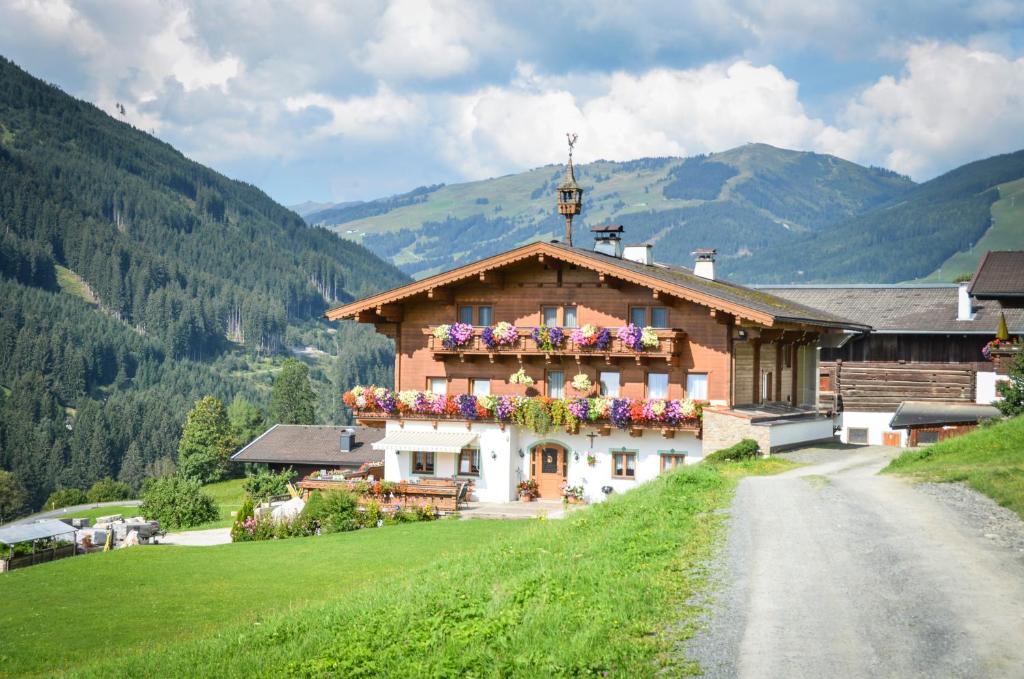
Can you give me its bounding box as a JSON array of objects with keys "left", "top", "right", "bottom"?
[{"left": 519, "top": 495, "right": 535, "bottom": 502}]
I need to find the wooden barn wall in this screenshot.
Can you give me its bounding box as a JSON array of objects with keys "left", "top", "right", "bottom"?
[
  {"left": 822, "top": 334, "right": 986, "bottom": 364},
  {"left": 823, "top": 361, "right": 976, "bottom": 412},
  {"left": 733, "top": 342, "right": 754, "bottom": 404},
  {"left": 393, "top": 261, "right": 733, "bottom": 403}
]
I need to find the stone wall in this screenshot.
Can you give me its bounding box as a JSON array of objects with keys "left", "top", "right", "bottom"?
[{"left": 702, "top": 408, "right": 771, "bottom": 455}]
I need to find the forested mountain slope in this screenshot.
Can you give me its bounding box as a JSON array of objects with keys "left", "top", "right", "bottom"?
[
  {"left": 309, "top": 144, "right": 914, "bottom": 279},
  {"left": 0, "top": 57, "right": 406, "bottom": 511}
]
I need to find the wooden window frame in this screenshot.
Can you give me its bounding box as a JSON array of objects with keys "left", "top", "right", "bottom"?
[
  {"left": 412, "top": 451, "right": 435, "bottom": 474},
  {"left": 645, "top": 371, "right": 670, "bottom": 399},
  {"left": 427, "top": 376, "right": 447, "bottom": 395},
  {"left": 628, "top": 305, "right": 649, "bottom": 327},
  {"left": 599, "top": 370, "right": 621, "bottom": 397},
  {"left": 651, "top": 306, "right": 669, "bottom": 328},
  {"left": 660, "top": 452, "right": 687, "bottom": 471},
  {"left": 477, "top": 305, "right": 493, "bottom": 326},
  {"left": 471, "top": 378, "right": 490, "bottom": 397},
  {"left": 562, "top": 305, "right": 578, "bottom": 328},
  {"left": 457, "top": 305, "right": 474, "bottom": 325},
  {"left": 540, "top": 305, "right": 559, "bottom": 326},
  {"left": 546, "top": 369, "right": 565, "bottom": 398},
  {"left": 685, "top": 372, "right": 708, "bottom": 401},
  {"left": 457, "top": 448, "right": 481, "bottom": 476},
  {"left": 611, "top": 450, "right": 637, "bottom": 479}
]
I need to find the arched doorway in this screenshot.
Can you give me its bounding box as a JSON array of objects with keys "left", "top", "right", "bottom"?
[{"left": 530, "top": 443, "right": 567, "bottom": 499}]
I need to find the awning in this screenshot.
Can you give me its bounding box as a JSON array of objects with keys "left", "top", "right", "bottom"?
[
  {"left": 889, "top": 401, "right": 1002, "bottom": 429},
  {"left": 373, "top": 430, "right": 478, "bottom": 453},
  {"left": 0, "top": 519, "right": 78, "bottom": 546}
]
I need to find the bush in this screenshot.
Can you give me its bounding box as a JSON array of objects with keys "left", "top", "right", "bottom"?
[
  {"left": 86, "top": 478, "right": 133, "bottom": 503},
  {"left": 231, "top": 497, "right": 256, "bottom": 542},
  {"left": 242, "top": 467, "right": 294, "bottom": 502},
  {"left": 703, "top": 438, "right": 760, "bottom": 464},
  {"left": 44, "top": 488, "right": 88, "bottom": 509},
  {"left": 314, "top": 490, "right": 361, "bottom": 534},
  {"left": 140, "top": 477, "right": 219, "bottom": 530}
]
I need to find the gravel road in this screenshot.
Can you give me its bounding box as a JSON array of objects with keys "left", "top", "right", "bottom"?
[{"left": 686, "top": 445, "right": 1024, "bottom": 678}]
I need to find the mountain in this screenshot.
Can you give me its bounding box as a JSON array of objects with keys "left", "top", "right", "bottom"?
[
  {"left": 289, "top": 200, "right": 362, "bottom": 218},
  {"left": 306, "top": 144, "right": 915, "bottom": 279},
  {"left": 0, "top": 56, "right": 406, "bottom": 511}
]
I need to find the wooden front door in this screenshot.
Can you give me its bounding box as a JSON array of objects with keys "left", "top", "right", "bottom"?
[{"left": 531, "top": 444, "right": 567, "bottom": 499}]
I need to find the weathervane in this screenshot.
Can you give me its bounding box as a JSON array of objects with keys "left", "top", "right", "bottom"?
[{"left": 566, "top": 132, "right": 578, "bottom": 163}]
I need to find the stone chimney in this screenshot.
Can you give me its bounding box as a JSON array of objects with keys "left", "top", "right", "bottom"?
[
  {"left": 693, "top": 248, "right": 717, "bottom": 280},
  {"left": 623, "top": 244, "right": 653, "bottom": 265},
  {"left": 957, "top": 283, "right": 975, "bottom": 321},
  {"left": 591, "top": 224, "right": 624, "bottom": 258}
]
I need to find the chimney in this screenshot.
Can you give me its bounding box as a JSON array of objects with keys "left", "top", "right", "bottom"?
[
  {"left": 591, "top": 224, "right": 624, "bottom": 258},
  {"left": 957, "top": 283, "right": 974, "bottom": 321},
  {"left": 339, "top": 428, "right": 355, "bottom": 453},
  {"left": 693, "top": 248, "right": 717, "bottom": 280},
  {"left": 623, "top": 244, "right": 653, "bottom": 265}
]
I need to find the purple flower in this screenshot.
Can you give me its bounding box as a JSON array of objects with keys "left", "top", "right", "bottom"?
[
  {"left": 481, "top": 326, "right": 497, "bottom": 350},
  {"left": 663, "top": 400, "right": 682, "bottom": 425},
  {"left": 445, "top": 322, "right": 474, "bottom": 349},
  {"left": 616, "top": 324, "right": 642, "bottom": 351},
  {"left": 377, "top": 390, "right": 397, "bottom": 414},
  {"left": 495, "top": 396, "right": 515, "bottom": 420},
  {"left": 532, "top": 325, "right": 566, "bottom": 351},
  {"left": 568, "top": 398, "right": 589, "bottom": 420},
  {"left": 610, "top": 399, "right": 632, "bottom": 429},
  {"left": 549, "top": 326, "right": 565, "bottom": 348},
  {"left": 596, "top": 327, "right": 612, "bottom": 350},
  {"left": 456, "top": 394, "right": 478, "bottom": 419}
]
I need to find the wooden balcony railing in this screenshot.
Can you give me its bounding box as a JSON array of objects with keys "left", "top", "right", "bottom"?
[{"left": 426, "top": 327, "right": 687, "bottom": 365}]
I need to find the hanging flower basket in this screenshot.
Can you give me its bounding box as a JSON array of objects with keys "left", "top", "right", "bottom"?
[
  {"left": 482, "top": 322, "right": 519, "bottom": 350},
  {"left": 433, "top": 323, "right": 474, "bottom": 350},
  {"left": 532, "top": 325, "right": 566, "bottom": 351},
  {"left": 982, "top": 337, "right": 1022, "bottom": 361}
]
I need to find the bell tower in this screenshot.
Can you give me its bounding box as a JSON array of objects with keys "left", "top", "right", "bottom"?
[{"left": 556, "top": 132, "right": 583, "bottom": 246}]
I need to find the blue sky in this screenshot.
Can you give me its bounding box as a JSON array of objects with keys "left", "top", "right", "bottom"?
[{"left": 2, "top": 1, "right": 1024, "bottom": 206}]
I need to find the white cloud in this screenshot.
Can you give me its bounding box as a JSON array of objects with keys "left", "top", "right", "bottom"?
[
  {"left": 825, "top": 43, "right": 1024, "bottom": 177},
  {"left": 284, "top": 86, "right": 422, "bottom": 140}
]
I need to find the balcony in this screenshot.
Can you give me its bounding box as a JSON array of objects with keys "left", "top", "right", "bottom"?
[{"left": 425, "top": 326, "right": 687, "bottom": 365}]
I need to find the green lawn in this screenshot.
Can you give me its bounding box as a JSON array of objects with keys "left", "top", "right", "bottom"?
[
  {"left": 46, "top": 505, "right": 142, "bottom": 523},
  {"left": 884, "top": 415, "right": 1024, "bottom": 518},
  {"left": 189, "top": 478, "right": 247, "bottom": 529},
  {"left": 0, "top": 519, "right": 524, "bottom": 678}
]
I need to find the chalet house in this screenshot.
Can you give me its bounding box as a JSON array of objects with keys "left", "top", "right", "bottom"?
[
  {"left": 231, "top": 425, "right": 384, "bottom": 478},
  {"left": 325, "top": 161, "right": 866, "bottom": 502},
  {"left": 761, "top": 252, "right": 1024, "bottom": 447}
]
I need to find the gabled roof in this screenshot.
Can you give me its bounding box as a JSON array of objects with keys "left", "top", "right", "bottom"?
[
  {"left": 759, "top": 284, "right": 1024, "bottom": 334},
  {"left": 231, "top": 425, "right": 385, "bottom": 466},
  {"left": 325, "top": 240, "right": 867, "bottom": 330},
  {"left": 889, "top": 401, "right": 1001, "bottom": 429},
  {"left": 969, "top": 251, "right": 1024, "bottom": 298}
]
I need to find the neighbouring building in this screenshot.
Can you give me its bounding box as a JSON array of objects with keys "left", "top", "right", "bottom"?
[
  {"left": 231, "top": 424, "right": 385, "bottom": 478},
  {"left": 761, "top": 252, "right": 1024, "bottom": 447},
  {"left": 323, "top": 149, "right": 867, "bottom": 503}
]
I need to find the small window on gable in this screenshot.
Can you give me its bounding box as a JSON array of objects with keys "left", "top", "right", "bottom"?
[
  {"left": 478, "top": 306, "right": 493, "bottom": 326},
  {"left": 542, "top": 306, "right": 559, "bottom": 326},
  {"left": 629, "top": 307, "right": 647, "bottom": 327},
  {"left": 651, "top": 306, "right": 668, "bottom": 328},
  {"left": 563, "top": 306, "right": 578, "bottom": 328},
  {"left": 458, "top": 305, "right": 474, "bottom": 325}
]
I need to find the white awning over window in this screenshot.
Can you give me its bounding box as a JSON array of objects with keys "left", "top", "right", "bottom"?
[{"left": 372, "top": 430, "right": 478, "bottom": 453}]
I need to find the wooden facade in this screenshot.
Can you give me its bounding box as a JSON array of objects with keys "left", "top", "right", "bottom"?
[{"left": 820, "top": 361, "right": 977, "bottom": 413}]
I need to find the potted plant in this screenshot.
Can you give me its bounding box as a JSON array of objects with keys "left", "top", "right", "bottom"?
[
  {"left": 517, "top": 479, "right": 538, "bottom": 502},
  {"left": 586, "top": 453, "right": 597, "bottom": 466},
  {"left": 561, "top": 484, "right": 585, "bottom": 505}
]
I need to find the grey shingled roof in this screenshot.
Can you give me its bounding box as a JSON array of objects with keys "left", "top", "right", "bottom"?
[
  {"left": 969, "top": 251, "right": 1024, "bottom": 298},
  {"left": 757, "top": 285, "right": 1024, "bottom": 334},
  {"left": 550, "top": 242, "right": 870, "bottom": 330},
  {"left": 889, "top": 401, "right": 1002, "bottom": 429},
  {"left": 231, "top": 425, "right": 385, "bottom": 466}
]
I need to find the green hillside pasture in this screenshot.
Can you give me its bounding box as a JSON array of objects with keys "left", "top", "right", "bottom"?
[
  {"left": 70, "top": 461, "right": 792, "bottom": 678},
  {"left": 54, "top": 265, "right": 97, "bottom": 305},
  {"left": 0, "top": 519, "right": 524, "bottom": 677},
  {"left": 883, "top": 415, "right": 1024, "bottom": 518},
  {"left": 922, "top": 177, "right": 1024, "bottom": 282}
]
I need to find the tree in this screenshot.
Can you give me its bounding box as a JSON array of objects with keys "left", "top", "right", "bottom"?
[
  {"left": 139, "top": 476, "right": 218, "bottom": 530},
  {"left": 118, "top": 441, "right": 146, "bottom": 492},
  {"left": 177, "top": 396, "right": 234, "bottom": 483},
  {"left": 228, "top": 395, "right": 266, "bottom": 450},
  {"left": 87, "top": 477, "right": 133, "bottom": 503},
  {"left": 0, "top": 470, "right": 27, "bottom": 524},
  {"left": 270, "top": 358, "right": 316, "bottom": 424},
  {"left": 996, "top": 351, "right": 1024, "bottom": 417}
]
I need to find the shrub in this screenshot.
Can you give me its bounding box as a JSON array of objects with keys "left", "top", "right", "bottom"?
[
  {"left": 242, "top": 467, "right": 294, "bottom": 502},
  {"left": 231, "top": 497, "right": 256, "bottom": 542},
  {"left": 86, "top": 478, "right": 133, "bottom": 503},
  {"left": 140, "top": 477, "right": 219, "bottom": 530},
  {"left": 303, "top": 490, "right": 360, "bottom": 534},
  {"left": 703, "top": 438, "right": 760, "bottom": 464},
  {"left": 44, "top": 488, "right": 88, "bottom": 509}
]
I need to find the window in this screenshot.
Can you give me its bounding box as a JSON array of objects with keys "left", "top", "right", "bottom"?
[
  {"left": 612, "top": 451, "right": 636, "bottom": 478},
  {"left": 471, "top": 379, "right": 490, "bottom": 397},
  {"left": 428, "top": 377, "right": 447, "bottom": 395},
  {"left": 563, "top": 306, "right": 578, "bottom": 328},
  {"left": 629, "top": 307, "right": 647, "bottom": 327},
  {"left": 458, "top": 305, "right": 474, "bottom": 325},
  {"left": 412, "top": 451, "right": 435, "bottom": 474},
  {"left": 542, "top": 306, "right": 559, "bottom": 326},
  {"left": 458, "top": 449, "right": 480, "bottom": 475},
  {"left": 651, "top": 306, "right": 668, "bottom": 328},
  {"left": 599, "top": 371, "right": 620, "bottom": 397},
  {"left": 547, "top": 370, "right": 565, "bottom": 398},
  {"left": 660, "top": 453, "right": 686, "bottom": 471},
  {"left": 478, "top": 306, "right": 493, "bottom": 326},
  {"left": 762, "top": 371, "right": 773, "bottom": 402},
  {"left": 647, "top": 372, "right": 669, "bottom": 399},
  {"left": 686, "top": 373, "right": 708, "bottom": 401},
  {"left": 916, "top": 430, "right": 940, "bottom": 445},
  {"left": 848, "top": 428, "right": 869, "bottom": 445}
]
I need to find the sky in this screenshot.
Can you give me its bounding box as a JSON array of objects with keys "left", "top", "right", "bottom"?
[{"left": 2, "top": 1, "right": 1024, "bottom": 206}]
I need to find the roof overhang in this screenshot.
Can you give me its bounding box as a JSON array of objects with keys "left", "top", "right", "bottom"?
[
  {"left": 373, "top": 430, "right": 478, "bottom": 453},
  {"left": 889, "top": 402, "right": 1002, "bottom": 430},
  {"left": 325, "top": 241, "right": 860, "bottom": 329}
]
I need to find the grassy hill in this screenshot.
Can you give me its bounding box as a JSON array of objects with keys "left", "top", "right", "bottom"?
[
  {"left": 309, "top": 144, "right": 913, "bottom": 279},
  {"left": 0, "top": 56, "right": 407, "bottom": 511},
  {"left": 884, "top": 415, "right": 1024, "bottom": 518}
]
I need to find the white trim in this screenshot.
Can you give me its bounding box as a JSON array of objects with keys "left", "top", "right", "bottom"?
[{"left": 373, "top": 430, "right": 479, "bottom": 453}]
